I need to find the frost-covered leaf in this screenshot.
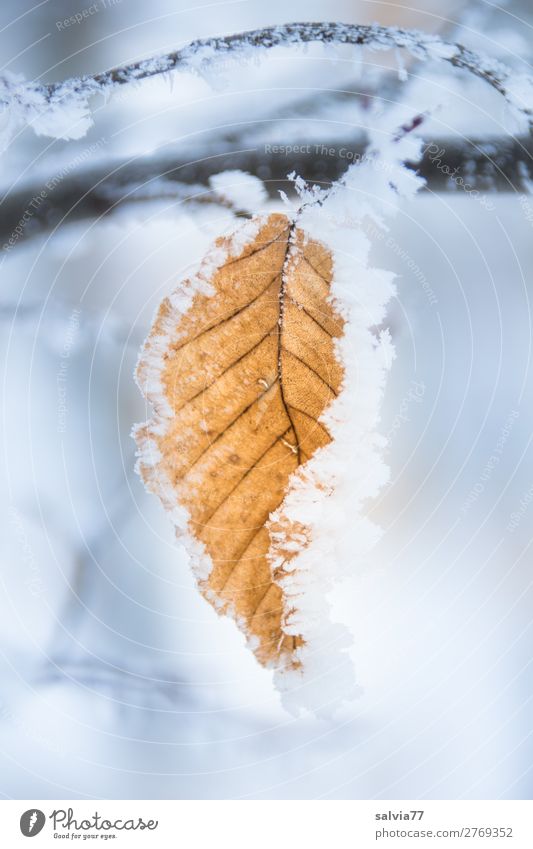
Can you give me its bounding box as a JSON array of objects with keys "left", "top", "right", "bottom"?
[
  {"left": 134, "top": 130, "right": 423, "bottom": 714},
  {"left": 134, "top": 213, "right": 344, "bottom": 670}
]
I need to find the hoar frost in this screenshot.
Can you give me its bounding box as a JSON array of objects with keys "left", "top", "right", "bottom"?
[
  {"left": 268, "top": 129, "right": 424, "bottom": 716},
  {"left": 1, "top": 22, "right": 532, "bottom": 150}
]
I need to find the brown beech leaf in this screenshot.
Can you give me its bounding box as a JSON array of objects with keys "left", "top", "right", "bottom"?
[{"left": 135, "top": 213, "right": 345, "bottom": 670}]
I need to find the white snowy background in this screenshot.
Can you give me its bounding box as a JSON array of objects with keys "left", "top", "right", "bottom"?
[{"left": 0, "top": 0, "right": 532, "bottom": 798}]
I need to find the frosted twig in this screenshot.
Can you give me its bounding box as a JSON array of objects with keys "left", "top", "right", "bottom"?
[
  {"left": 1, "top": 135, "right": 531, "bottom": 247},
  {"left": 1, "top": 22, "right": 532, "bottom": 148}
]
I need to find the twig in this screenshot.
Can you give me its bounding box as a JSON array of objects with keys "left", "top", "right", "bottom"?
[
  {"left": 0, "top": 135, "right": 531, "bottom": 246},
  {"left": 1, "top": 23, "right": 532, "bottom": 144}
]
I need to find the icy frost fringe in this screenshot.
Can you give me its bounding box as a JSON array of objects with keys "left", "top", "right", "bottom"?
[
  {"left": 2, "top": 22, "right": 533, "bottom": 150},
  {"left": 269, "top": 131, "right": 425, "bottom": 716},
  {"left": 132, "top": 216, "right": 263, "bottom": 585}
]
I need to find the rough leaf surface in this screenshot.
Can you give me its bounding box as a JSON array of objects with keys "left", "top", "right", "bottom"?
[{"left": 135, "top": 213, "right": 344, "bottom": 669}]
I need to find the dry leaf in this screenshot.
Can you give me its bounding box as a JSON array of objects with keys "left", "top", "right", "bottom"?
[{"left": 135, "top": 213, "right": 345, "bottom": 670}]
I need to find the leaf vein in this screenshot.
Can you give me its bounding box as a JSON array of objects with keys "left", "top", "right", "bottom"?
[
  {"left": 199, "top": 426, "right": 293, "bottom": 525},
  {"left": 281, "top": 346, "right": 339, "bottom": 396}
]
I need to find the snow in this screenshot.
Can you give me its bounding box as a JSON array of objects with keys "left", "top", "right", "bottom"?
[
  {"left": 0, "top": 72, "right": 93, "bottom": 152},
  {"left": 505, "top": 73, "right": 533, "bottom": 112},
  {"left": 209, "top": 170, "right": 267, "bottom": 212}
]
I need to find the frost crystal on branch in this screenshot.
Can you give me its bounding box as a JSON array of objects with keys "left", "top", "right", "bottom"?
[
  {"left": 0, "top": 71, "right": 93, "bottom": 151},
  {"left": 1, "top": 22, "right": 532, "bottom": 150}
]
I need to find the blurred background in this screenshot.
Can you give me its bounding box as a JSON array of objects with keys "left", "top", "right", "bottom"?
[{"left": 0, "top": 0, "right": 532, "bottom": 799}]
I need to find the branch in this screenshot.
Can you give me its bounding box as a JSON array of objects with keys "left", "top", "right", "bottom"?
[
  {"left": 0, "top": 136, "right": 531, "bottom": 246},
  {"left": 1, "top": 22, "right": 532, "bottom": 147}
]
